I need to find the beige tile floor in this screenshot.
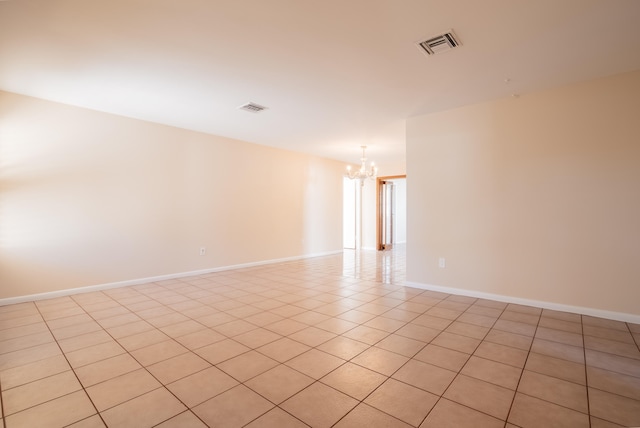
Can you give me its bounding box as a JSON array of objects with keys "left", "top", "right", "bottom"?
[{"left": 1, "top": 247, "right": 639, "bottom": 427}]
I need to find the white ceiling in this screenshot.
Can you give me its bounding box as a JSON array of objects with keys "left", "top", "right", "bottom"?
[{"left": 1, "top": 0, "right": 640, "bottom": 164}]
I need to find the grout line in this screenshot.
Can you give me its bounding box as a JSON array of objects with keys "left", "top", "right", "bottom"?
[
  {"left": 502, "top": 308, "right": 542, "bottom": 427},
  {"left": 582, "top": 315, "right": 593, "bottom": 428},
  {"left": 30, "top": 301, "right": 109, "bottom": 428}
]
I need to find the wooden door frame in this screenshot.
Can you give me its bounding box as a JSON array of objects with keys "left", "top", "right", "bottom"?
[{"left": 376, "top": 175, "right": 406, "bottom": 251}]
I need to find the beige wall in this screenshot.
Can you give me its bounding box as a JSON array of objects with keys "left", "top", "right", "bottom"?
[
  {"left": 0, "top": 91, "right": 344, "bottom": 299},
  {"left": 407, "top": 70, "right": 640, "bottom": 317}
]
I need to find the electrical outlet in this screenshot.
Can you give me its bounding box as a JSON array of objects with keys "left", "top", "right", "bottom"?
[
  {"left": 438, "top": 257, "right": 446, "bottom": 268},
  {"left": 199, "top": 247, "right": 206, "bottom": 256}
]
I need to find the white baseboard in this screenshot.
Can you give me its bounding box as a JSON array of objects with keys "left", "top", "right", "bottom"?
[
  {"left": 404, "top": 281, "right": 640, "bottom": 325},
  {"left": 0, "top": 250, "right": 343, "bottom": 307}
]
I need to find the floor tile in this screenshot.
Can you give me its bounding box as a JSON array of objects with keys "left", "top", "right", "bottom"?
[
  {"left": 317, "top": 336, "right": 370, "bottom": 360},
  {"left": 167, "top": 366, "right": 239, "bottom": 407},
  {"left": 57, "top": 330, "right": 113, "bottom": 353},
  {"left": 147, "top": 352, "right": 210, "bottom": 384},
  {"left": 474, "top": 341, "right": 528, "bottom": 368},
  {"left": 245, "top": 364, "right": 314, "bottom": 404},
  {"left": 500, "top": 310, "right": 540, "bottom": 326},
  {"left": 443, "top": 374, "right": 515, "bottom": 420},
  {"left": 194, "top": 338, "right": 250, "bottom": 364},
  {"left": 375, "top": 334, "right": 426, "bottom": 357},
  {"left": 531, "top": 338, "right": 585, "bottom": 363},
  {"left": 175, "top": 328, "right": 226, "bottom": 350},
  {"left": 420, "top": 398, "right": 504, "bottom": 428},
  {"left": 461, "top": 356, "right": 522, "bottom": 389},
  {"left": 264, "top": 318, "right": 309, "bottom": 335},
  {"left": 106, "top": 320, "right": 155, "bottom": 339},
  {"left": 586, "top": 349, "right": 640, "bottom": 377},
  {"left": 85, "top": 368, "right": 161, "bottom": 411},
  {"left": 0, "top": 331, "right": 55, "bottom": 354},
  {"left": 536, "top": 326, "right": 584, "bottom": 347},
  {"left": 484, "top": 329, "right": 533, "bottom": 351},
  {"left": 74, "top": 353, "right": 142, "bottom": 387},
  {"left": 321, "top": 362, "right": 387, "bottom": 400},
  {"left": 281, "top": 382, "right": 358, "bottom": 428},
  {"left": 508, "top": 392, "right": 589, "bottom": 428},
  {"left": 538, "top": 316, "right": 582, "bottom": 334},
  {"left": 193, "top": 384, "right": 274, "bottom": 427},
  {"left": 315, "top": 317, "right": 359, "bottom": 335},
  {"left": 159, "top": 319, "right": 206, "bottom": 338},
  {"left": 117, "top": 329, "right": 170, "bottom": 352},
  {"left": 395, "top": 323, "right": 440, "bottom": 342},
  {"left": 131, "top": 339, "right": 189, "bottom": 366},
  {"left": 525, "top": 352, "right": 586, "bottom": 385},
  {"left": 493, "top": 319, "right": 536, "bottom": 336},
  {"left": 0, "top": 354, "right": 70, "bottom": 390},
  {"left": 365, "top": 378, "right": 438, "bottom": 426},
  {"left": 4, "top": 390, "right": 96, "bottom": 428},
  {"left": 335, "top": 403, "right": 411, "bottom": 428},
  {"left": 101, "top": 387, "right": 186, "bottom": 428},
  {"left": 244, "top": 407, "right": 308, "bottom": 428},
  {"left": 518, "top": 370, "right": 588, "bottom": 413},
  {"left": 584, "top": 335, "right": 640, "bottom": 360},
  {"left": 364, "top": 316, "right": 406, "bottom": 332},
  {"left": 413, "top": 344, "right": 470, "bottom": 371},
  {"left": 584, "top": 325, "right": 635, "bottom": 343},
  {"left": 3, "top": 370, "right": 82, "bottom": 415},
  {"left": 256, "top": 337, "right": 310, "bottom": 362},
  {"left": 342, "top": 325, "right": 389, "bottom": 345},
  {"left": 66, "top": 414, "right": 107, "bottom": 427},
  {"left": 431, "top": 332, "right": 481, "bottom": 354},
  {"left": 445, "top": 321, "right": 490, "bottom": 340},
  {"left": 588, "top": 387, "right": 640, "bottom": 427},
  {"left": 288, "top": 326, "right": 336, "bottom": 347},
  {"left": 233, "top": 327, "right": 282, "bottom": 348},
  {"left": 154, "top": 410, "right": 207, "bottom": 428},
  {"left": 0, "top": 342, "right": 61, "bottom": 371},
  {"left": 587, "top": 366, "right": 640, "bottom": 400},
  {"left": 457, "top": 312, "right": 497, "bottom": 328},
  {"left": 217, "top": 350, "right": 279, "bottom": 382},
  {"left": 66, "top": 340, "right": 126, "bottom": 368},
  {"left": 351, "top": 346, "right": 409, "bottom": 376},
  {"left": 213, "top": 319, "right": 258, "bottom": 337},
  {"left": 392, "top": 359, "right": 456, "bottom": 395},
  {"left": 286, "top": 349, "right": 346, "bottom": 379},
  {"left": 590, "top": 416, "right": 626, "bottom": 427}
]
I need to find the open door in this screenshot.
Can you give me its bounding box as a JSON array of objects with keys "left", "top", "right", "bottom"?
[
  {"left": 377, "top": 175, "right": 406, "bottom": 251},
  {"left": 378, "top": 180, "right": 395, "bottom": 250}
]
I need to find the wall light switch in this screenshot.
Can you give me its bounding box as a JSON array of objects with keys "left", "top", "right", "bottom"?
[
  {"left": 200, "top": 247, "right": 206, "bottom": 256},
  {"left": 438, "top": 257, "right": 445, "bottom": 268}
]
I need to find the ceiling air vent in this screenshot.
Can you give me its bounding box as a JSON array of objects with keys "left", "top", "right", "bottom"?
[
  {"left": 416, "top": 30, "right": 461, "bottom": 56},
  {"left": 238, "top": 102, "right": 268, "bottom": 113}
]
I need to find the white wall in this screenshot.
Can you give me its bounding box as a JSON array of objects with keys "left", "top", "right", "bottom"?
[
  {"left": 406, "top": 70, "right": 640, "bottom": 318},
  {"left": 0, "top": 91, "right": 344, "bottom": 299}
]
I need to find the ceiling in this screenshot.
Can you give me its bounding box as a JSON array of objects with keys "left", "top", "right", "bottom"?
[{"left": 1, "top": 0, "right": 640, "bottom": 165}]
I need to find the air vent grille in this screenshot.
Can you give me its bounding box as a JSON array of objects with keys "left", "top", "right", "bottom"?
[
  {"left": 417, "top": 30, "right": 461, "bottom": 55},
  {"left": 239, "top": 102, "right": 267, "bottom": 113}
]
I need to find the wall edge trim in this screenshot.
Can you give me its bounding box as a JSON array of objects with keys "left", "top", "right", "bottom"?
[
  {"left": 404, "top": 281, "right": 640, "bottom": 324},
  {"left": 0, "top": 250, "right": 343, "bottom": 306}
]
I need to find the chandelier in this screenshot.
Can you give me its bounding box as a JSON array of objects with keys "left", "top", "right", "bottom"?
[{"left": 345, "top": 146, "right": 377, "bottom": 186}]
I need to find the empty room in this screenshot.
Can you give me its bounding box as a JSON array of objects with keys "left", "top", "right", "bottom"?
[{"left": 1, "top": 1, "right": 639, "bottom": 427}]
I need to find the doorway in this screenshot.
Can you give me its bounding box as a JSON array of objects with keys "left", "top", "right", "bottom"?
[{"left": 377, "top": 175, "right": 406, "bottom": 251}]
